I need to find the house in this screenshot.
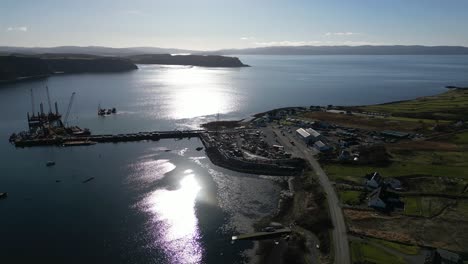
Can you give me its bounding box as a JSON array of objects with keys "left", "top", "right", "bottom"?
[
  {"left": 314, "top": 140, "right": 330, "bottom": 152},
  {"left": 368, "top": 187, "right": 386, "bottom": 209},
  {"left": 296, "top": 128, "right": 313, "bottom": 144},
  {"left": 386, "top": 178, "right": 403, "bottom": 190},
  {"left": 366, "top": 172, "right": 383, "bottom": 189}
]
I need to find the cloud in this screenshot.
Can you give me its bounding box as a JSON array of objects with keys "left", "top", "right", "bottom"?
[
  {"left": 325, "top": 32, "right": 358, "bottom": 36},
  {"left": 6, "top": 26, "right": 28, "bottom": 32},
  {"left": 240, "top": 37, "right": 254, "bottom": 40}
]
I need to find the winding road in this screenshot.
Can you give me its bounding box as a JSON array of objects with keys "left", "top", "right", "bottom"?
[{"left": 270, "top": 127, "right": 350, "bottom": 264}]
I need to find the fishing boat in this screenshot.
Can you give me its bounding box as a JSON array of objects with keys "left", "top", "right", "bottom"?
[
  {"left": 98, "top": 104, "right": 117, "bottom": 116},
  {"left": 46, "top": 161, "right": 56, "bottom": 167}
]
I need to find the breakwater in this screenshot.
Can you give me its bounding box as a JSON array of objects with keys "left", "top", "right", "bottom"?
[{"left": 13, "top": 130, "right": 203, "bottom": 147}]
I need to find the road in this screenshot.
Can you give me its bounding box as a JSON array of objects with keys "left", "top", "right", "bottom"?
[{"left": 269, "top": 126, "right": 351, "bottom": 264}]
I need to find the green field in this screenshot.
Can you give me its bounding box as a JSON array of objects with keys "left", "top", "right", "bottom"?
[
  {"left": 338, "top": 190, "right": 362, "bottom": 205},
  {"left": 449, "top": 131, "right": 468, "bottom": 144},
  {"left": 356, "top": 89, "right": 468, "bottom": 120},
  {"left": 403, "top": 197, "right": 454, "bottom": 217},
  {"left": 324, "top": 148, "right": 468, "bottom": 184},
  {"left": 370, "top": 238, "right": 420, "bottom": 255},
  {"left": 351, "top": 240, "right": 406, "bottom": 264}
]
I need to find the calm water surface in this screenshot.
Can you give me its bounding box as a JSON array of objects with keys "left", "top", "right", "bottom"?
[{"left": 0, "top": 55, "right": 467, "bottom": 263}]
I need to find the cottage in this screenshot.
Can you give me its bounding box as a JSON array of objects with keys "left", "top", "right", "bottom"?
[
  {"left": 386, "top": 178, "right": 402, "bottom": 190},
  {"left": 366, "top": 172, "right": 383, "bottom": 189},
  {"left": 368, "top": 187, "right": 386, "bottom": 209}
]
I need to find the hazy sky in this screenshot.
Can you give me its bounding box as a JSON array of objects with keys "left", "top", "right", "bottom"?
[{"left": 1, "top": 0, "right": 468, "bottom": 50}]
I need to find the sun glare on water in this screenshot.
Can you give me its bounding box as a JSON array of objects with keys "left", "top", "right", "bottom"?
[
  {"left": 160, "top": 66, "right": 239, "bottom": 119},
  {"left": 143, "top": 172, "right": 203, "bottom": 263}
]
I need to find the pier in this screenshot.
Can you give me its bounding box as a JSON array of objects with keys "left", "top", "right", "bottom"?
[
  {"left": 232, "top": 228, "right": 292, "bottom": 241},
  {"left": 13, "top": 130, "right": 204, "bottom": 147}
]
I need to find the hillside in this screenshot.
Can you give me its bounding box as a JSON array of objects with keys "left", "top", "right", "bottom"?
[
  {"left": 0, "top": 54, "right": 138, "bottom": 82},
  {"left": 350, "top": 88, "right": 468, "bottom": 121},
  {"left": 127, "top": 54, "right": 249, "bottom": 67},
  {"left": 0, "top": 56, "right": 51, "bottom": 81}
]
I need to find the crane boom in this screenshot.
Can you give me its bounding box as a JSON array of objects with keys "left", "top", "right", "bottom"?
[
  {"left": 30, "top": 89, "right": 35, "bottom": 116},
  {"left": 64, "top": 92, "right": 76, "bottom": 126},
  {"left": 46, "top": 86, "right": 52, "bottom": 113}
]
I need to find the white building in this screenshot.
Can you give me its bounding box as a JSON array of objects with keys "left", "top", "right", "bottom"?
[
  {"left": 305, "top": 128, "right": 322, "bottom": 142},
  {"left": 296, "top": 128, "right": 313, "bottom": 143}
]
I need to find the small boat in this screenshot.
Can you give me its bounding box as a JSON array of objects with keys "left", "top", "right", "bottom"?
[
  {"left": 196, "top": 147, "right": 203, "bottom": 151},
  {"left": 46, "top": 161, "right": 56, "bottom": 167},
  {"left": 0, "top": 192, "right": 7, "bottom": 199}
]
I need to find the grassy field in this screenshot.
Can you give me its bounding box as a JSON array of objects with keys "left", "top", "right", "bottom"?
[
  {"left": 324, "top": 146, "right": 468, "bottom": 184},
  {"left": 300, "top": 111, "right": 428, "bottom": 132},
  {"left": 338, "top": 190, "right": 362, "bottom": 205},
  {"left": 351, "top": 240, "right": 406, "bottom": 264},
  {"left": 355, "top": 89, "right": 468, "bottom": 120},
  {"left": 324, "top": 162, "right": 468, "bottom": 183},
  {"left": 449, "top": 131, "right": 468, "bottom": 144},
  {"left": 403, "top": 197, "right": 454, "bottom": 217},
  {"left": 370, "top": 238, "right": 420, "bottom": 255}
]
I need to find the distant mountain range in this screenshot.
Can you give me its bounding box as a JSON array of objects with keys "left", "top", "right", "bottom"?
[
  {"left": 1, "top": 45, "right": 468, "bottom": 56},
  {"left": 210, "top": 45, "right": 468, "bottom": 55},
  {"left": 0, "top": 46, "right": 194, "bottom": 56}
]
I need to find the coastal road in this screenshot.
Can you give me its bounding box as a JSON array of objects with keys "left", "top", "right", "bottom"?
[{"left": 269, "top": 126, "right": 351, "bottom": 264}]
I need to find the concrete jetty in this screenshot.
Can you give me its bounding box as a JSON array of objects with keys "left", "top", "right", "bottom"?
[
  {"left": 13, "top": 130, "right": 204, "bottom": 147},
  {"left": 232, "top": 228, "right": 292, "bottom": 241}
]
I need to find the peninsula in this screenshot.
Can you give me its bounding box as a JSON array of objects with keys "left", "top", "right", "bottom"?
[
  {"left": 0, "top": 54, "right": 137, "bottom": 82},
  {"left": 127, "top": 54, "right": 249, "bottom": 67},
  {"left": 0, "top": 53, "right": 249, "bottom": 82}
]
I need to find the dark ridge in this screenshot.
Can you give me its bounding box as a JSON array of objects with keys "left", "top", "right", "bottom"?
[
  {"left": 0, "top": 54, "right": 137, "bottom": 82},
  {"left": 0, "top": 55, "right": 51, "bottom": 81},
  {"left": 127, "top": 54, "right": 249, "bottom": 67},
  {"left": 44, "top": 56, "right": 137, "bottom": 73}
]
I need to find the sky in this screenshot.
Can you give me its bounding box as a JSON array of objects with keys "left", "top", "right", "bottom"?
[{"left": 1, "top": 0, "right": 468, "bottom": 50}]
